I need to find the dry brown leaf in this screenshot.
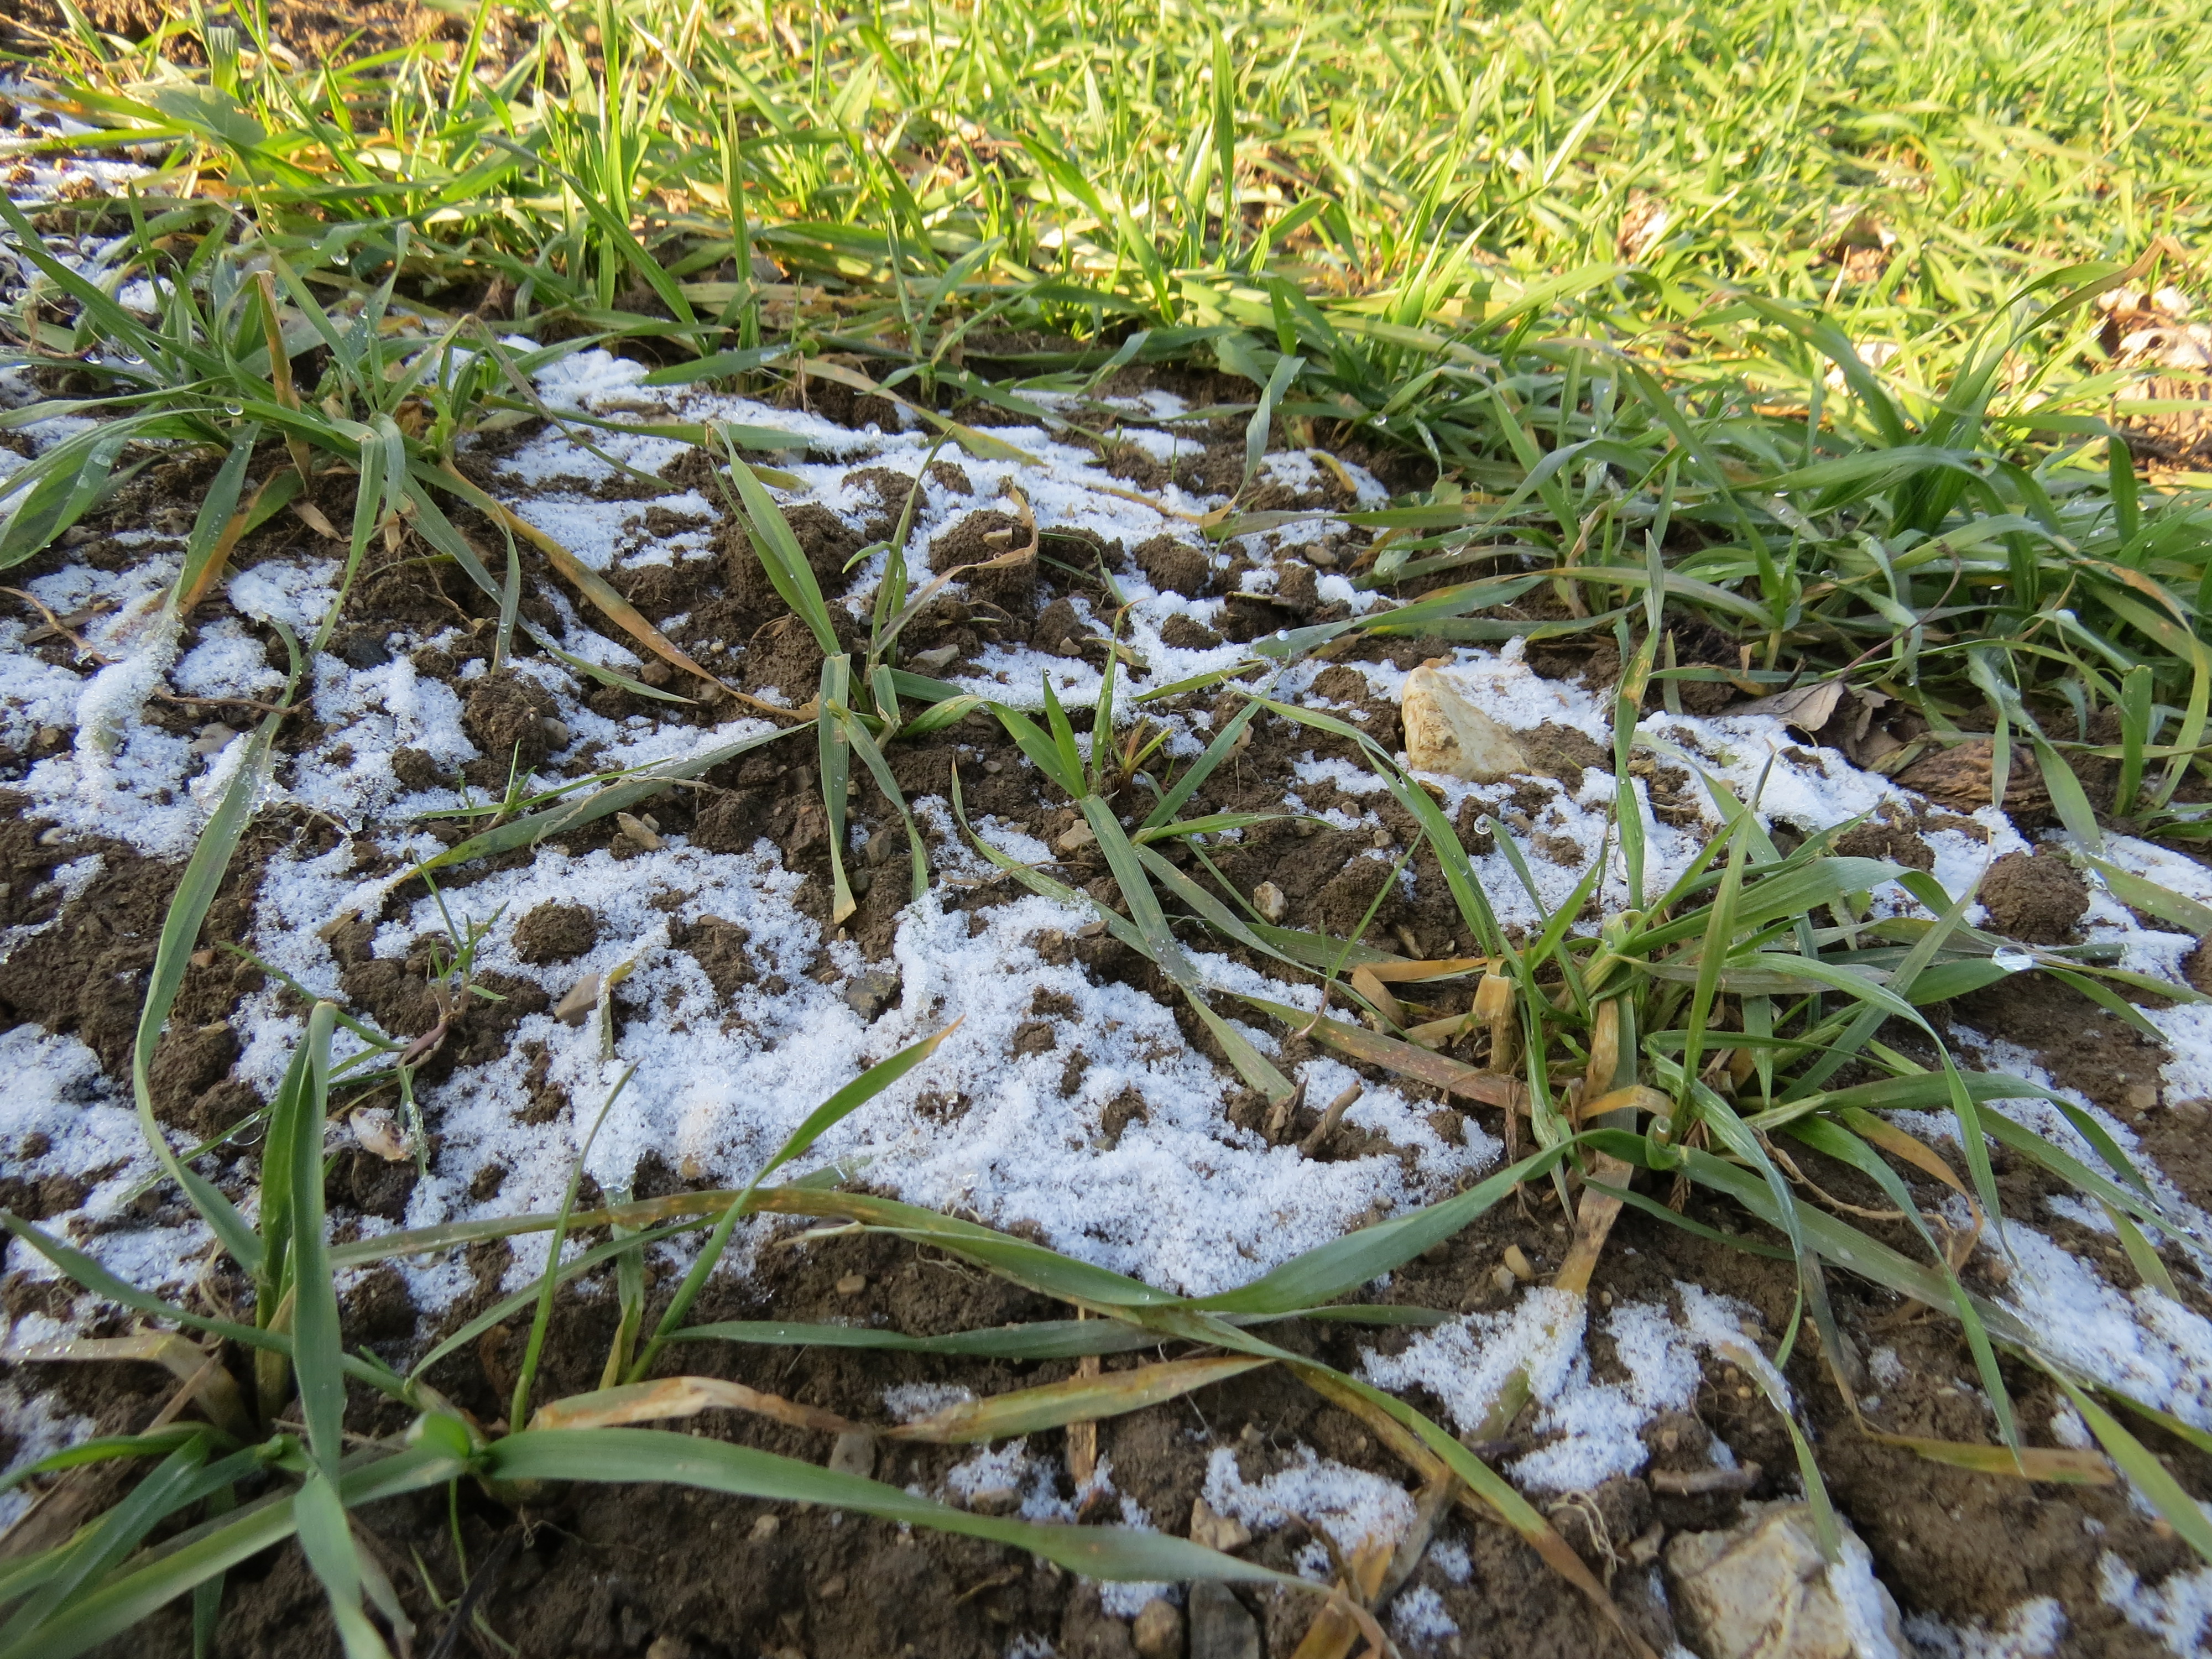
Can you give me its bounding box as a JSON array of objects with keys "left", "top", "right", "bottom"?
[{"left": 1733, "top": 679, "right": 1845, "bottom": 733}]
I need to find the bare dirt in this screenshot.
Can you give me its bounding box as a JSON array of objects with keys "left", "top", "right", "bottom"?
[{"left": 2, "top": 385, "right": 2204, "bottom": 1659}]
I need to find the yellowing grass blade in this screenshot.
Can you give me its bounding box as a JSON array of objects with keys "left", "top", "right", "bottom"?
[
  {"left": 886, "top": 1357, "right": 1267, "bottom": 1443},
  {"left": 529, "top": 1376, "right": 855, "bottom": 1435},
  {"left": 1239, "top": 994, "right": 1525, "bottom": 1113}
]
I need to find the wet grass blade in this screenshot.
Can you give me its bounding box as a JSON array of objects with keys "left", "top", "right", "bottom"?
[
  {"left": 131, "top": 713, "right": 279, "bottom": 1275},
  {"left": 285, "top": 1005, "right": 346, "bottom": 1477},
  {"left": 2, "top": 1431, "right": 471, "bottom": 1659},
  {"left": 717, "top": 446, "right": 841, "bottom": 656},
  {"left": 2047, "top": 1372, "right": 2212, "bottom": 1564}
]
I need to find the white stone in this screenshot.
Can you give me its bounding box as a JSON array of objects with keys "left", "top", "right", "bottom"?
[
  {"left": 1666, "top": 1501, "right": 1904, "bottom": 1659},
  {"left": 1400, "top": 665, "right": 1529, "bottom": 782}
]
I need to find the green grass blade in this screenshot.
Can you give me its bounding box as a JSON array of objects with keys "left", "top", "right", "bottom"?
[
  {"left": 287, "top": 1005, "right": 346, "bottom": 1480},
  {"left": 484, "top": 1428, "right": 1286, "bottom": 1584},
  {"left": 513, "top": 1067, "right": 635, "bottom": 1430},
  {"left": 631, "top": 1027, "right": 955, "bottom": 1381},
  {"left": 291, "top": 1474, "right": 392, "bottom": 1659},
  {"left": 718, "top": 447, "right": 840, "bottom": 656}
]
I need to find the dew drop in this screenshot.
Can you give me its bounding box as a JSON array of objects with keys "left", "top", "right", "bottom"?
[{"left": 1992, "top": 945, "right": 2034, "bottom": 972}]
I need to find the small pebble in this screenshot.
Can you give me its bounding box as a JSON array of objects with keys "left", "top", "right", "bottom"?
[
  {"left": 750, "top": 1514, "right": 780, "bottom": 1541},
  {"left": 1131, "top": 1598, "right": 1183, "bottom": 1659},
  {"left": 1253, "top": 880, "right": 1287, "bottom": 923},
  {"left": 1502, "top": 1244, "right": 1536, "bottom": 1281},
  {"left": 615, "top": 811, "right": 664, "bottom": 851},
  {"left": 540, "top": 717, "right": 571, "bottom": 749},
  {"left": 1188, "top": 1579, "right": 1260, "bottom": 1659},
  {"left": 827, "top": 1431, "right": 877, "bottom": 1481},
  {"left": 836, "top": 1273, "right": 867, "bottom": 1296},
  {"left": 1190, "top": 1496, "right": 1251, "bottom": 1553}
]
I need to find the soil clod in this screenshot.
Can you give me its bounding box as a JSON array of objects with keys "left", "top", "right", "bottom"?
[
  {"left": 513, "top": 901, "right": 598, "bottom": 964},
  {"left": 1979, "top": 848, "right": 2089, "bottom": 943}
]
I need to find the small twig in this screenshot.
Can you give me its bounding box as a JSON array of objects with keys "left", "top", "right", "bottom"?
[
  {"left": 2, "top": 586, "right": 114, "bottom": 662},
  {"left": 1649, "top": 1462, "right": 1762, "bottom": 1495},
  {"left": 1297, "top": 1083, "right": 1364, "bottom": 1157},
  {"left": 425, "top": 1526, "right": 521, "bottom": 1659},
  {"left": 150, "top": 690, "right": 301, "bottom": 718}
]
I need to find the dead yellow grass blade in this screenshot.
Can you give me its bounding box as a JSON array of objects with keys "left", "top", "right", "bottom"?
[
  {"left": 7, "top": 1332, "right": 252, "bottom": 1440},
  {"left": 453, "top": 472, "right": 796, "bottom": 720},
  {"left": 1244, "top": 995, "right": 1526, "bottom": 1113},
  {"left": 1358, "top": 955, "right": 1493, "bottom": 983},
  {"left": 176, "top": 471, "right": 298, "bottom": 616},
  {"left": 1295, "top": 1366, "right": 1653, "bottom": 1658},
  {"left": 1861, "top": 1427, "right": 2112, "bottom": 1484},
  {"left": 526, "top": 1375, "right": 854, "bottom": 1434},
  {"left": 1553, "top": 1154, "right": 1637, "bottom": 1296},
  {"left": 1346, "top": 964, "right": 1406, "bottom": 1029}
]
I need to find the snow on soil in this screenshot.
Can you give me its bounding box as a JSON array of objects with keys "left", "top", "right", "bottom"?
[{"left": 2, "top": 335, "right": 2211, "bottom": 1644}]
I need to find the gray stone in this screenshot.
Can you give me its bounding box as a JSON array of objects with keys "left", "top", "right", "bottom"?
[
  {"left": 1187, "top": 1581, "right": 1259, "bottom": 1659},
  {"left": 843, "top": 969, "right": 901, "bottom": 1021}
]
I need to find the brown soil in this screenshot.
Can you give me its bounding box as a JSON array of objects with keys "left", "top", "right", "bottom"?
[
  {"left": 1, "top": 370, "right": 2203, "bottom": 1659},
  {"left": 513, "top": 901, "right": 599, "bottom": 965},
  {"left": 0, "top": 0, "right": 486, "bottom": 64}
]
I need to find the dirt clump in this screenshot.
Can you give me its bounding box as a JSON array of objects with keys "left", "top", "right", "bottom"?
[
  {"left": 1520, "top": 722, "right": 1611, "bottom": 784},
  {"left": 1895, "top": 738, "right": 2053, "bottom": 821},
  {"left": 934, "top": 511, "right": 1037, "bottom": 617},
  {"left": 720, "top": 502, "right": 869, "bottom": 613},
  {"left": 2184, "top": 937, "right": 2212, "bottom": 995},
  {"left": 512, "top": 901, "right": 599, "bottom": 964},
  {"left": 1979, "top": 848, "right": 2088, "bottom": 943},
  {"left": 461, "top": 670, "right": 558, "bottom": 775},
  {"left": 1159, "top": 614, "right": 1222, "bottom": 649},
  {"left": 1134, "top": 533, "right": 1213, "bottom": 597},
  {"left": 1833, "top": 818, "right": 1936, "bottom": 870},
  {"left": 674, "top": 916, "right": 757, "bottom": 998}
]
